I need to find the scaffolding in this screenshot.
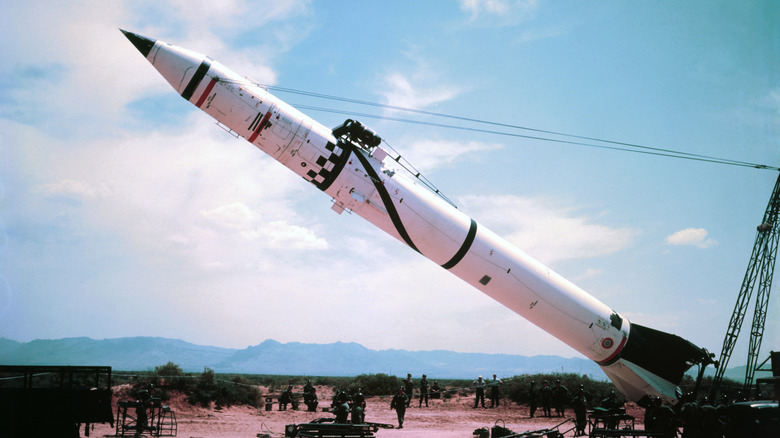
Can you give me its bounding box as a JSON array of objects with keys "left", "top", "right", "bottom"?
[{"left": 115, "top": 394, "right": 177, "bottom": 437}]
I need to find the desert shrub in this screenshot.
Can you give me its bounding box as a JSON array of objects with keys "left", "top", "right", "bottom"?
[
  {"left": 503, "top": 373, "right": 616, "bottom": 407},
  {"left": 348, "top": 373, "right": 398, "bottom": 396},
  {"left": 129, "top": 364, "right": 262, "bottom": 409},
  {"left": 154, "top": 361, "right": 187, "bottom": 391},
  {"left": 222, "top": 375, "right": 263, "bottom": 407},
  {"left": 155, "top": 362, "right": 183, "bottom": 376},
  {"left": 320, "top": 376, "right": 351, "bottom": 388},
  {"left": 187, "top": 367, "right": 217, "bottom": 407}
]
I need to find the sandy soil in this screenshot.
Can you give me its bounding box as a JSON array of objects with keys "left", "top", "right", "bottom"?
[{"left": 88, "top": 385, "right": 645, "bottom": 438}]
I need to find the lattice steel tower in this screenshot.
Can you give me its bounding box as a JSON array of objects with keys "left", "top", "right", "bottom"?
[{"left": 711, "top": 172, "right": 780, "bottom": 398}]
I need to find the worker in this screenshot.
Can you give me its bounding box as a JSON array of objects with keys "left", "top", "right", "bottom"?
[
  {"left": 279, "top": 385, "right": 295, "bottom": 410},
  {"left": 390, "top": 387, "right": 409, "bottom": 428},
  {"left": 303, "top": 380, "right": 318, "bottom": 412},
  {"left": 403, "top": 374, "right": 414, "bottom": 407},
  {"left": 489, "top": 374, "right": 502, "bottom": 408},
  {"left": 419, "top": 374, "right": 429, "bottom": 407},
  {"left": 601, "top": 391, "right": 623, "bottom": 429},
  {"left": 430, "top": 381, "right": 441, "bottom": 399},
  {"left": 571, "top": 386, "right": 589, "bottom": 436},
  {"left": 601, "top": 391, "right": 623, "bottom": 410},
  {"left": 333, "top": 392, "right": 350, "bottom": 423},
  {"left": 473, "top": 375, "right": 486, "bottom": 408},
  {"left": 553, "top": 380, "right": 568, "bottom": 416},
  {"left": 134, "top": 390, "right": 150, "bottom": 438},
  {"left": 351, "top": 388, "right": 365, "bottom": 424},
  {"left": 540, "top": 380, "right": 552, "bottom": 417}
]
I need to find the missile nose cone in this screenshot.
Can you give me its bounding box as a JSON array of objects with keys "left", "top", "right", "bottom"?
[{"left": 120, "top": 29, "right": 156, "bottom": 57}]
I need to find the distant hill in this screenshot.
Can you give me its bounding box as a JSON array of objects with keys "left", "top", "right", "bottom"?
[
  {"left": 0, "top": 337, "right": 236, "bottom": 372},
  {"left": 0, "top": 337, "right": 761, "bottom": 382},
  {"left": 0, "top": 337, "right": 606, "bottom": 379}
]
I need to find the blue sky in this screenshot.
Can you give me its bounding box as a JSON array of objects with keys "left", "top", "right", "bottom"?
[{"left": 1, "top": 1, "right": 778, "bottom": 370}]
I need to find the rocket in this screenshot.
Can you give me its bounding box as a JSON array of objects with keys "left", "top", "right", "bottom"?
[{"left": 121, "top": 30, "right": 710, "bottom": 403}]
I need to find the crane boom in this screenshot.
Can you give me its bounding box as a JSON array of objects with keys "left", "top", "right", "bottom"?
[{"left": 711, "top": 172, "right": 780, "bottom": 398}]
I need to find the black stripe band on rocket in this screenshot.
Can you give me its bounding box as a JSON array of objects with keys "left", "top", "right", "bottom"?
[
  {"left": 181, "top": 59, "right": 212, "bottom": 101},
  {"left": 441, "top": 219, "right": 478, "bottom": 270},
  {"left": 352, "top": 150, "right": 420, "bottom": 254}
]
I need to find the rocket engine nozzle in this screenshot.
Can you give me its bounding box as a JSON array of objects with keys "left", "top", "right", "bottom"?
[{"left": 602, "top": 323, "right": 711, "bottom": 403}]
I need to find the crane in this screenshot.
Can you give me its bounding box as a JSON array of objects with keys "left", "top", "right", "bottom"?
[{"left": 710, "top": 172, "right": 780, "bottom": 399}]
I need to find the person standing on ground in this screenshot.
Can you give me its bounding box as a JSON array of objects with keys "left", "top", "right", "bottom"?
[
  {"left": 390, "top": 387, "right": 409, "bottom": 429},
  {"left": 403, "top": 373, "right": 414, "bottom": 407},
  {"left": 540, "top": 380, "right": 552, "bottom": 417},
  {"left": 419, "top": 374, "right": 429, "bottom": 407},
  {"left": 553, "top": 380, "right": 568, "bottom": 417},
  {"left": 528, "top": 381, "right": 538, "bottom": 418},
  {"left": 489, "top": 374, "right": 503, "bottom": 408},
  {"left": 473, "top": 375, "right": 486, "bottom": 408},
  {"left": 571, "top": 385, "right": 589, "bottom": 436}
]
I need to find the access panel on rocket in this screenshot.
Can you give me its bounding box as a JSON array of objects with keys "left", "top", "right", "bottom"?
[{"left": 121, "top": 29, "right": 712, "bottom": 404}]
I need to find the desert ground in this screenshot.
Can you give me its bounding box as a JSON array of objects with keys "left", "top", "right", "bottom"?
[{"left": 88, "top": 385, "right": 646, "bottom": 438}]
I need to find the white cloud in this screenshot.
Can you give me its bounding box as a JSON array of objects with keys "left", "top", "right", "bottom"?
[
  {"left": 249, "top": 220, "right": 328, "bottom": 250},
  {"left": 198, "top": 202, "right": 327, "bottom": 250},
  {"left": 381, "top": 73, "right": 460, "bottom": 111},
  {"left": 460, "top": 194, "right": 636, "bottom": 265},
  {"left": 665, "top": 228, "right": 717, "bottom": 249},
  {"left": 200, "top": 202, "right": 258, "bottom": 231},
  {"left": 3, "top": 109, "right": 326, "bottom": 271},
  {"left": 0, "top": 0, "right": 315, "bottom": 136},
  {"left": 458, "top": 0, "right": 538, "bottom": 26},
  {"left": 390, "top": 139, "right": 503, "bottom": 174},
  {"left": 36, "top": 179, "right": 112, "bottom": 201},
  {"left": 168, "top": 0, "right": 308, "bottom": 32}
]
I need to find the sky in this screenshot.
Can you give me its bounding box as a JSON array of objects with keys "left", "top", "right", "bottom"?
[{"left": 1, "top": 1, "right": 779, "bottom": 370}]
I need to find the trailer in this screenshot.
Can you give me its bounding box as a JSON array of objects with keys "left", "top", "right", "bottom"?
[{"left": 0, "top": 365, "right": 114, "bottom": 437}]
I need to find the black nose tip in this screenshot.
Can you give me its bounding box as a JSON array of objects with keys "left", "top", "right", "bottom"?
[{"left": 120, "top": 29, "right": 156, "bottom": 57}]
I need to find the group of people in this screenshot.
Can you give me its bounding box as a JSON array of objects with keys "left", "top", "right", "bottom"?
[
  {"left": 330, "top": 387, "right": 366, "bottom": 424},
  {"left": 526, "top": 380, "right": 626, "bottom": 436},
  {"left": 646, "top": 393, "right": 740, "bottom": 438},
  {"left": 524, "top": 381, "right": 740, "bottom": 438},
  {"left": 391, "top": 373, "right": 445, "bottom": 428},
  {"left": 401, "top": 373, "right": 442, "bottom": 407},
  {"left": 273, "top": 376, "right": 767, "bottom": 435},
  {"left": 472, "top": 374, "right": 503, "bottom": 408},
  {"left": 527, "top": 379, "right": 572, "bottom": 418},
  {"left": 280, "top": 373, "right": 503, "bottom": 429},
  {"left": 277, "top": 380, "right": 319, "bottom": 412}
]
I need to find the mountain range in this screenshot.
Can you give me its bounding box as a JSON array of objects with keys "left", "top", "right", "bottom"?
[
  {"left": 0, "top": 337, "right": 606, "bottom": 379},
  {"left": 0, "top": 337, "right": 759, "bottom": 381}
]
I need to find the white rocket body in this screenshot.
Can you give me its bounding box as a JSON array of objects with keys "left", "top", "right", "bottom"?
[{"left": 122, "top": 30, "right": 708, "bottom": 403}]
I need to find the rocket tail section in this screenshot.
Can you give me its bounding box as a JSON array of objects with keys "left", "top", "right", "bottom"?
[{"left": 602, "top": 323, "right": 710, "bottom": 403}]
